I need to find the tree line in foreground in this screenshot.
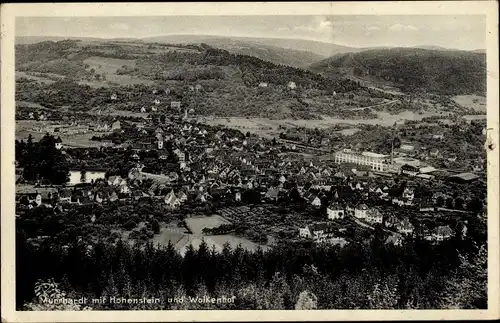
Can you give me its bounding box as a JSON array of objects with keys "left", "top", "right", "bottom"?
[{"left": 17, "top": 228, "right": 487, "bottom": 310}]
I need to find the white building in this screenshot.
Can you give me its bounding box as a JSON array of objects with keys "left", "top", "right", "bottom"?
[
  {"left": 366, "top": 208, "right": 383, "bottom": 224},
  {"left": 55, "top": 137, "right": 63, "bottom": 150},
  {"left": 327, "top": 203, "right": 345, "bottom": 220},
  {"left": 334, "top": 149, "right": 390, "bottom": 171},
  {"left": 354, "top": 204, "right": 368, "bottom": 219},
  {"left": 311, "top": 196, "right": 322, "bottom": 207}
]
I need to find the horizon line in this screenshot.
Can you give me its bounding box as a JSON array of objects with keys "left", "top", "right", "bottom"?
[{"left": 14, "top": 33, "right": 485, "bottom": 51}]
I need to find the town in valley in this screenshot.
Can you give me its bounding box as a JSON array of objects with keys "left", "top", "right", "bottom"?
[{"left": 13, "top": 14, "right": 488, "bottom": 311}]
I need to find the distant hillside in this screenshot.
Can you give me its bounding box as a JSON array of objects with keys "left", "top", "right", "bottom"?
[
  {"left": 142, "top": 35, "right": 363, "bottom": 58},
  {"left": 143, "top": 35, "right": 327, "bottom": 68},
  {"left": 310, "top": 48, "right": 487, "bottom": 95},
  {"left": 15, "top": 36, "right": 145, "bottom": 45},
  {"left": 16, "top": 35, "right": 339, "bottom": 68},
  {"left": 16, "top": 39, "right": 389, "bottom": 119}
]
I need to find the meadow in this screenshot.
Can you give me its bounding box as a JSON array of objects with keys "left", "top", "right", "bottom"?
[{"left": 452, "top": 95, "right": 487, "bottom": 113}]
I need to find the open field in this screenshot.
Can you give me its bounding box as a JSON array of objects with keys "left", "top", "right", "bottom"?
[
  {"left": 84, "top": 56, "right": 137, "bottom": 72},
  {"left": 16, "top": 71, "right": 56, "bottom": 84},
  {"left": 16, "top": 120, "right": 114, "bottom": 148},
  {"left": 336, "top": 128, "right": 361, "bottom": 136},
  {"left": 453, "top": 95, "right": 487, "bottom": 113},
  {"left": 16, "top": 100, "right": 46, "bottom": 109},
  {"left": 202, "top": 109, "right": 443, "bottom": 136},
  {"left": 185, "top": 214, "right": 231, "bottom": 234},
  {"left": 16, "top": 130, "right": 113, "bottom": 148},
  {"left": 463, "top": 114, "right": 487, "bottom": 121},
  {"left": 152, "top": 227, "right": 187, "bottom": 248},
  {"left": 82, "top": 56, "right": 156, "bottom": 87},
  {"left": 88, "top": 107, "right": 150, "bottom": 119}
]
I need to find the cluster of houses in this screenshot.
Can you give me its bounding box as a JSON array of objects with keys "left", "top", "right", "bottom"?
[
  {"left": 16, "top": 106, "right": 475, "bottom": 250},
  {"left": 298, "top": 199, "right": 457, "bottom": 247}
]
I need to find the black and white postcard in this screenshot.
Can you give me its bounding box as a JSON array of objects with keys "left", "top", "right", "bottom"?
[{"left": 1, "top": 1, "right": 499, "bottom": 322}]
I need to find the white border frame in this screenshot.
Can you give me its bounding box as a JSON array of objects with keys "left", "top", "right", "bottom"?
[{"left": 2, "top": 2, "right": 499, "bottom": 322}]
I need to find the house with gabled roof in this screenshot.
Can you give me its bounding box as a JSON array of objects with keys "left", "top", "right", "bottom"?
[
  {"left": 327, "top": 203, "right": 345, "bottom": 220},
  {"left": 164, "top": 190, "right": 180, "bottom": 208},
  {"left": 366, "top": 208, "right": 383, "bottom": 224},
  {"left": 354, "top": 204, "right": 368, "bottom": 219},
  {"left": 298, "top": 223, "right": 348, "bottom": 247},
  {"left": 384, "top": 215, "right": 399, "bottom": 228},
  {"left": 396, "top": 218, "right": 414, "bottom": 235},
  {"left": 311, "top": 196, "right": 322, "bottom": 208},
  {"left": 433, "top": 225, "right": 454, "bottom": 241},
  {"left": 385, "top": 233, "right": 403, "bottom": 246}
]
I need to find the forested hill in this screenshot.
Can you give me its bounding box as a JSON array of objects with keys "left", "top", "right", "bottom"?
[
  {"left": 309, "top": 48, "right": 487, "bottom": 96},
  {"left": 16, "top": 40, "right": 378, "bottom": 119},
  {"left": 15, "top": 39, "right": 360, "bottom": 91},
  {"left": 16, "top": 36, "right": 327, "bottom": 69}
]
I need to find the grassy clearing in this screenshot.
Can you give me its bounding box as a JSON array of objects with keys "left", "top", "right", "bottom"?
[
  {"left": 16, "top": 71, "right": 56, "bottom": 84},
  {"left": 185, "top": 215, "right": 231, "bottom": 235},
  {"left": 453, "top": 95, "right": 487, "bottom": 113},
  {"left": 152, "top": 227, "right": 186, "bottom": 248},
  {"left": 202, "top": 109, "right": 443, "bottom": 135},
  {"left": 82, "top": 56, "right": 156, "bottom": 87}
]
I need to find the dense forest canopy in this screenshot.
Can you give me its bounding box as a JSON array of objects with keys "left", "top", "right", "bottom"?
[{"left": 310, "top": 48, "right": 487, "bottom": 95}]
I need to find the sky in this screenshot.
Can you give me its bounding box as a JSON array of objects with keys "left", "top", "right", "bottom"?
[{"left": 16, "top": 15, "right": 486, "bottom": 50}]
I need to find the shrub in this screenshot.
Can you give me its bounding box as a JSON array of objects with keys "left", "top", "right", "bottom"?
[
  {"left": 123, "top": 220, "right": 137, "bottom": 230},
  {"left": 152, "top": 220, "right": 161, "bottom": 234}
]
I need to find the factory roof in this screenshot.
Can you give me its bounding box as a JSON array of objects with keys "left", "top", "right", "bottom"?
[{"left": 361, "top": 151, "right": 388, "bottom": 158}]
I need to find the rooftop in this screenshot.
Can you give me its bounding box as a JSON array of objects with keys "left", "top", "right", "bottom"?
[
  {"left": 419, "top": 166, "right": 438, "bottom": 174},
  {"left": 361, "top": 151, "right": 389, "bottom": 159},
  {"left": 450, "top": 172, "right": 479, "bottom": 181}
]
